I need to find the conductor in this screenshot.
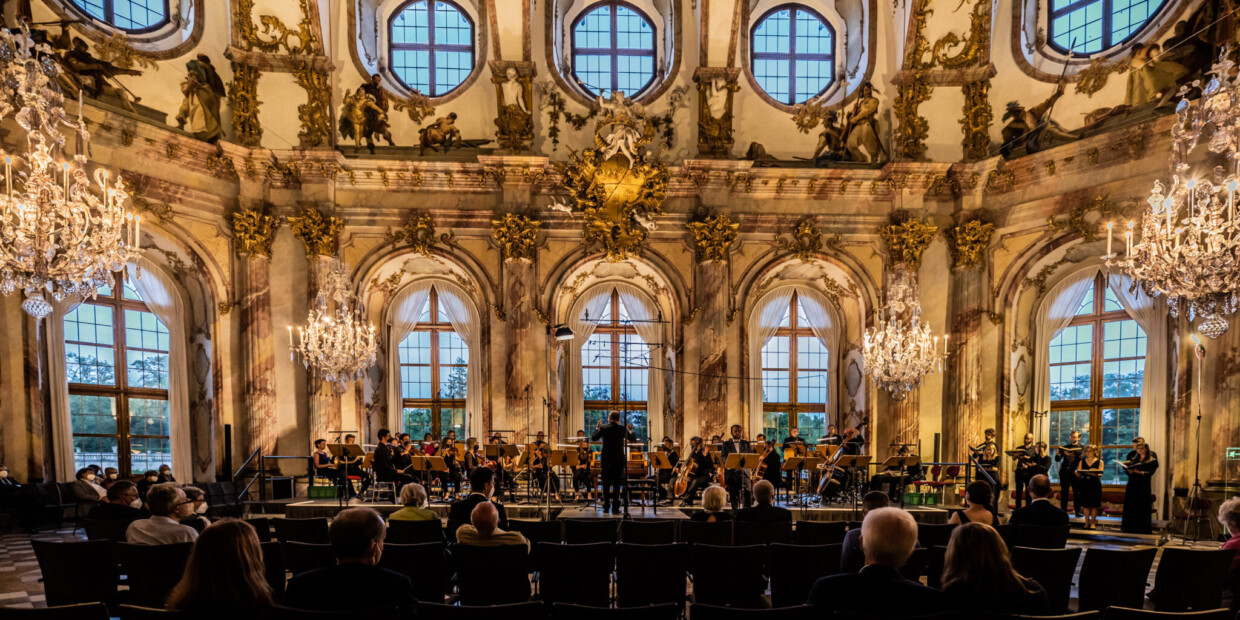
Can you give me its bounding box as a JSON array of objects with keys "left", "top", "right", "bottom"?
[{"left": 592, "top": 410, "right": 637, "bottom": 514}]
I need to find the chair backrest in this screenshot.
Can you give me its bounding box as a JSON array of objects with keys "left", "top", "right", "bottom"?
[
  {"left": 117, "top": 605, "right": 189, "bottom": 619},
  {"left": 115, "top": 542, "right": 194, "bottom": 609},
  {"left": 564, "top": 518, "right": 620, "bottom": 544},
  {"left": 247, "top": 517, "right": 273, "bottom": 543},
  {"left": 31, "top": 540, "right": 119, "bottom": 609},
  {"left": 678, "top": 519, "right": 733, "bottom": 546},
  {"left": 614, "top": 542, "right": 689, "bottom": 607},
  {"left": 690, "top": 604, "right": 815, "bottom": 620},
  {"left": 385, "top": 518, "right": 446, "bottom": 544},
  {"left": 551, "top": 603, "right": 679, "bottom": 620},
  {"left": 267, "top": 605, "right": 400, "bottom": 620},
  {"left": 976, "top": 612, "right": 1100, "bottom": 620},
  {"left": 1010, "top": 546, "right": 1083, "bottom": 615},
  {"left": 83, "top": 518, "right": 133, "bottom": 543},
  {"left": 445, "top": 519, "right": 468, "bottom": 544},
  {"left": 993, "top": 523, "right": 1015, "bottom": 549},
  {"left": 916, "top": 523, "right": 957, "bottom": 548},
  {"left": 1077, "top": 548, "right": 1157, "bottom": 611},
  {"left": 259, "top": 541, "right": 286, "bottom": 596},
  {"left": 510, "top": 519, "right": 564, "bottom": 544},
  {"left": 1149, "top": 548, "right": 1234, "bottom": 611},
  {"left": 377, "top": 542, "right": 452, "bottom": 604},
  {"left": 418, "top": 602, "right": 547, "bottom": 620},
  {"left": 769, "top": 543, "right": 841, "bottom": 608},
  {"left": 619, "top": 519, "right": 677, "bottom": 544},
  {"left": 924, "top": 545, "right": 948, "bottom": 590},
  {"left": 943, "top": 465, "right": 961, "bottom": 478},
  {"left": 537, "top": 542, "right": 616, "bottom": 607},
  {"left": 689, "top": 544, "right": 770, "bottom": 609},
  {"left": 836, "top": 612, "right": 960, "bottom": 620},
  {"left": 793, "top": 521, "right": 847, "bottom": 545},
  {"left": 279, "top": 541, "right": 335, "bottom": 575},
  {"left": 1014, "top": 524, "right": 1071, "bottom": 549},
  {"left": 735, "top": 520, "right": 793, "bottom": 546},
  {"left": 1101, "top": 608, "right": 1233, "bottom": 620},
  {"left": 272, "top": 517, "right": 330, "bottom": 544},
  {"left": 900, "top": 547, "right": 930, "bottom": 582},
  {"left": 0, "top": 603, "right": 111, "bottom": 620},
  {"left": 451, "top": 544, "right": 531, "bottom": 605}
]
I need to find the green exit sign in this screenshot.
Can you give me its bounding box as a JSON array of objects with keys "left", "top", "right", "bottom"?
[{"left": 1228, "top": 447, "right": 1240, "bottom": 460}]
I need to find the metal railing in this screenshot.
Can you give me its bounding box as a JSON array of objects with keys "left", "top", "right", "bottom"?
[{"left": 232, "top": 450, "right": 314, "bottom": 503}]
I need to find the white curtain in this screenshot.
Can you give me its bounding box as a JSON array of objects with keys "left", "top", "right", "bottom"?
[
  {"left": 386, "top": 281, "right": 433, "bottom": 433},
  {"left": 1032, "top": 267, "right": 1100, "bottom": 420},
  {"left": 614, "top": 283, "right": 667, "bottom": 445},
  {"left": 1107, "top": 272, "right": 1168, "bottom": 500},
  {"left": 747, "top": 287, "right": 797, "bottom": 435},
  {"left": 434, "top": 284, "right": 484, "bottom": 439},
  {"left": 47, "top": 298, "right": 83, "bottom": 481},
  {"left": 795, "top": 286, "right": 842, "bottom": 423},
  {"left": 566, "top": 287, "right": 615, "bottom": 437}
]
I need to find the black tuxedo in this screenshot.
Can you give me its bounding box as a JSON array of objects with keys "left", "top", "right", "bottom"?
[
  {"left": 86, "top": 502, "right": 143, "bottom": 522},
  {"left": 1007, "top": 498, "right": 1070, "bottom": 528},
  {"left": 1013, "top": 443, "right": 1037, "bottom": 508},
  {"left": 592, "top": 422, "right": 637, "bottom": 511},
  {"left": 720, "top": 438, "right": 753, "bottom": 509},
  {"left": 285, "top": 564, "right": 416, "bottom": 616},
  {"left": 736, "top": 502, "right": 792, "bottom": 523},
  {"left": 374, "top": 441, "right": 413, "bottom": 487},
  {"left": 808, "top": 564, "right": 949, "bottom": 614},
  {"left": 448, "top": 493, "right": 509, "bottom": 530}
]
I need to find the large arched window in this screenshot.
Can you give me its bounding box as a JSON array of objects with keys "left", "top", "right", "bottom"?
[
  {"left": 582, "top": 290, "right": 650, "bottom": 442},
  {"left": 389, "top": 0, "right": 476, "bottom": 97},
  {"left": 70, "top": 0, "right": 169, "bottom": 32},
  {"left": 751, "top": 4, "right": 835, "bottom": 105},
  {"left": 65, "top": 273, "right": 171, "bottom": 475},
  {"left": 1048, "top": 0, "right": 1167, "bottom": 55},
  {"left": 398, "top": 287, "right": 468, "bottom": 439},
  {"left": 1047, "top": 272, "right": 1144, "bottom": 484},
  {"left": 571, "top": 1, "right": 656, "bottom": 98},
  {"left": 760, "top": 292, "right": 829, "bottom": 440}
]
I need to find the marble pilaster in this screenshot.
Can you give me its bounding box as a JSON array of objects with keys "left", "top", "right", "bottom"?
[
  {"left": 241, "top": 254, "right": 278, "bottom": 459},
  {"left": 942, "top": 268, "right": 986, "bottom": 462},
  {"left": 697, "top": 260, "right": 729, "bottom": 437},
  {"left": 306, "top": 255, "right": 341, "bottom": 443},
  {"left": 504, "top": 259, "right": 538, "bottom": 442},
  {"left": 23, "top": 315, "right": 45, "bottom": 480}
]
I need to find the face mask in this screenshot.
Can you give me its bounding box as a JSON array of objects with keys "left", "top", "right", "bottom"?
[
  {"left": 130, "top": 498, "right": 142, "bottom": 509},
  {"left": 160, "top": 471, "right": 170, "bottom": 477},
  {"left": 107, "top": 473, "right": 117, "bottom": 480},
  {"left": 85, "top": 474, "right": 96, "bottom": 482},
  {"left": 147, "top": 476, "right": 158, "bottom": 482},
  {"left": 195, "top": 502, "right": 208, "bottom": 514}
]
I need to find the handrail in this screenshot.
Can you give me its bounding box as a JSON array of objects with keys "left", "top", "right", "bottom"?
[{"left": 234, "top": 448, "right": 261, "bottom": 482}]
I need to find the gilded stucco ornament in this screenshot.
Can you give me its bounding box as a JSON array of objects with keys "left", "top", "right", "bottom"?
[
  {"left": 893, "top": 71, "right": 932, "bottom": 160},
  {"left": 393, "top": 91, "right": 436, "bottom": 124},
  {"left": 289, "top": 207, "right": 345, "bottom": 257},
  {"left": 227, "top": 61, "right": 262, "bottom": 147},
  {"left": 688, "top": 212, "right": 739, "bottom": 263},
  {"left": 930, "top": 0, "right": 991, "bottom": 69},
  {"left": 961, "top": 80, "right": 993, "bottom": 161},
  {"left": 1047, "top": 194, "right": 1131, "bottom": 241},
  {"left": 879, "top": 217, "right": 938, "bottom": 268},
  {"left": 228, "top": 205, "right": 281, "bottom": 258},
  {"left": 947, "top": 219, "right": 995, "bottom": 270},
  {"left": 492, "top": 212, "right": 542, "bottom": 261},
  {"left": 294, "top": 61, "right": 332, "bottom": 148},
  {"left": 388, "top": 212, "right": 452, "bottom": 256},
  {"left": 94, "top": 33, "right": 158, "bottom": 71},
  {"left": 776, "top": 219, "right": 839, "bottom": 262},
  {"left": 234, "top": 0, "right": 321, "bottom": 55}
]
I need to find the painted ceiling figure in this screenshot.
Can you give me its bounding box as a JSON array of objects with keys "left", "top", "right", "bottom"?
[{"left": 176, "top": 55, "right": 224, "bottom": 143}]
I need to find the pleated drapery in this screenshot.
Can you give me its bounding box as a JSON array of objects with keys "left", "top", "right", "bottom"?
[{"left": 747, "top": 286, "right": 841, "bottom": 434}]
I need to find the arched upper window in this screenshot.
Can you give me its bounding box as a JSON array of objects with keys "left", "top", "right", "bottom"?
[
  {"left": 389, "top": 0, "right": 476, "bottom": 97},
  {"left": 65, "top": 273, "right": 171, "bottom": 476},
  {"left": 1047, "top": 272, "right": 1144, "bottom": 485},
  {"left": 760, "top": 292, "right": 829, "bottom": 440},
  {"left": 571, "top": 1, "right": 656, "bottom": 98},
  {"left": 70, "top": 0, "right": 168, "bottom": 32},
  {"left": 582, "top": 290, "right": 650, "bottom": 443},
  {"left": 1048, "top": 0, "right": 1167, "bottom": 55},
  {"left": 398, "top": 287, "right": 468, "bottom": 440},
  {"left": 751, "top": 4, "right": 835, "bottom": 105}
]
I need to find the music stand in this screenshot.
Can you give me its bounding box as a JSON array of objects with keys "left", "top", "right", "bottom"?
[{"left": 328, "top": 443, "right": 365, "bottom": 508}]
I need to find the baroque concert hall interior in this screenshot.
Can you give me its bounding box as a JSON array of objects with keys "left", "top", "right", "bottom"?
[{"left": 2, "top": 0, "right": 1240, "bottom": 617}]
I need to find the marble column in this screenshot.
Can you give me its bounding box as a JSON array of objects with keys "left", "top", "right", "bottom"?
[
  {"left": 306, "top": 256, "right": 341, "bottom": 443},
  {"left": 240, "top": 254, "right": 277, "bottom": 459},
  {"left": 888, "top": 389, "right": 920, "bottom": 450},
  {"left": 942, "top": 268, "right": 986, "bottom": 462},
  {"left": 23, "top": 315, "right": 46, "bottom": 480},
  {"left": 1207, "top": 322, "right": 1240, "bottom": 483},
  {"left": 504, "top": 259, "right": 537, "bottom": 442},
  {"left": 697, "top": 260, "right": 729, "bottom": 437}
]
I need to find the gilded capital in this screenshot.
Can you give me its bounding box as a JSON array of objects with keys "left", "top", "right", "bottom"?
[
  {"left": 879, "top": 217, "right": 938, "bottom": 269},
  {"left": 947, "top": 219, "right": 995, "bottom": 270},
  {"left": 229, "top": 205, "right": 281, "bottom": 258},
  {"left": 289, "top": 207, "right": 345, "bottom": 257},
  {"left": 688, "top": 212, "right": 739, "bottom": 263},
  {"left": 492, "top": 212, "right": 542, "bottom": 261}
]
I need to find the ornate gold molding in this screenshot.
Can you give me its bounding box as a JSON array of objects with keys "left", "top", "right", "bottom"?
[
  {"left": 893, "top": 70, "right": 932, "bottom": 160},
  {"left": 94, "top": 33, "right": 159, "bottom": 71},
  {"left": 234, "top": 0, "right": 321, "bottom": 55},
  {"left": 1074, "top": 56, "right": 1123, "bottom": 96},
  {"left": 293, "top": 61, "right": 332, "bottom": 148},
  {"left": 393, "top": 92, "right": 436, "bottom": 124},
  {"left": 227, "top": 61, "right": 262, "bottom": 147},
  {"left": 947, "top": 219, "right": 995, "bottom": 270},
  {"left": 387, "top": 212, "right": 452, "bottom": 255},
  {"left": 491, "top": 212, "right": 542, "bottom": 261},
  {"left": 930, "top": 0, "right": 992, "bottom": 69},
  {"left": 879, "top": 216, "right": 938, "bottom": 268},
  {"left": 228, "top": 205, "right": 281, "bottom": 258},
  {"left": 775, "top": 219, "right": 839, "bottom": 262},
  {"left": 960, "top": 79, "right": 992, "bottom": 161},
  {"left": 1046, "top": 193, "right": 1132, "bottom": 241},
  {"left": 688, "top": 212, "right": 739, "bottom": 263},
  {"left": 289, "top": 207, "right": 344, "bottom": 257}
]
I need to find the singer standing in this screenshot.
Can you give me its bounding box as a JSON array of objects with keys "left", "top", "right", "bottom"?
[{"left": 592, "top": 410, "right": 637, "bottom": 514}]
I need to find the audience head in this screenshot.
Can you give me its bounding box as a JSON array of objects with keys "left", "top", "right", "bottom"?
[
  {"left": 702, "top": 485, "right": 726, "bottom": 513},
  {"left": 0, "top": 465, "right": 8, "bottom": 479},
  {"left": 147, "top": 483, "right": 187, "bottom": 517},
  {"left": 469, "top": 465, "right": 495, "bottom": 497},
  {"left": 861, "top": 490, "right": 890, "bottom": 514},
  {"left": 753, "top": 479, "right": 775, "bottom": 505},
  {"left": 1028, "top": 474, "right": 1053, "bottom": 500},
  {"left": 860, "top": 507, "right": 918, "bottom": 568},
  {"left": 104, "top": 467, "right": 118, "bottom": 480},
  {"left": 107, "top": 480, "right": 140, "bottom": 507},
  {"left": 87, "top": 464, "right": 102, "bottom": 475},
  {"left": 471, "top": 501, "right": 500, "bottom": 535},
  {"left": 167, "top": 519, "right": 273, "bottom": 612},
  {"left": 330, "top": 507, "right": 386, "bottom": 565},
  {"left": 965, "top": 481, "right": 992, "bottom": 508},
  {"left": 183, "top": 486, "right": 208, "bottom": 514},
  {"left": 76, "top": 467, "right": 96, "bottom": 482},
  {"left": 400, "top": 483, "right": 428, "bottom": 509},
  {"left": 1218, "top": 496, "right": 1240, "bottom": 535},
  {"left": 143, "top": 470, "right": 159, "bottom": 483},
  {"left": 942, "top": 523, "right": 1033, "bottom": 597},
  {"left": 159, "top": 465, "right": 172, "bottom": 477}
]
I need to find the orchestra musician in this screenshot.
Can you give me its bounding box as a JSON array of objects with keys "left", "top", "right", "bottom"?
[
  {"left": 592, "top": 411, "right": 637, "bottom": 514},
  {"left": 440, "top": 437, "right": 463, "bottom": 499},
  {"left": 781, "top": 428, "right": 807, "bottom": 489},
  {"left": 420, "top": 433, "right": 437, "bottom": 456},
  {"left": 676, "top": 436, "right": 715, "bottom": 507},
  {"left": 311, "top": 439, "right": 341, "bottom": 494},
  {"left": 656, "top": 436, "right": 680, "bottom": 499},
  {"left": 1012, "top": 433, "right": 1037, "bottom": 508},
  {"left": 373, "top": 428, "right": 414, "bottom": 490},
  {"left": 531, "top": 442, "right": 561, "bottom": 501},
  {"left": 532, "top": 431, "right": 548, "bottom": 448},
  {"left": 755, "top": 434, "right": 782, "bottom": 488},
  {"left": 337, "top": 434, "right": 365, "bottom": 497},
  {"left": 1055, "top": 430, "right": 1083, "bottom": 515},
  {"left": 573, "top": 439, "right": 594, "bottom": 500},
  {"left": 720, "top": 424, "right": 753, "bottom": 510},
  {"left": 821, "top": 424, "right": 842, "bottom": 446},
  {"left": 870, "top": 445, "right": 921, "bottom": 500},
  {"left": 485, "top": 435, "right": 508, "bottom": 489}
]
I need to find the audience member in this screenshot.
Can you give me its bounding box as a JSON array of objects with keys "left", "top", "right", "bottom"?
[
  {"left": 1006, "top": 474, "right": 1069, "bottom": 527},
  {"left": 167, "top": 519, "right": 273, "bottom": 615},
  {"left": 285, "top": 507, "right": 416, "bottom": 616},
  {"left": 157, "top": 465, "right": 177, "bottom": 484},
  {"left": 841, "top": 491, "right": 890, "bottom": 573},
  {"left": 87, "top": 480, "right": 143, "bottom": 522},
  {"left": 126, "top": 483, "right": 199, "bottom": 544},
  {"left": 736, "top": 480, "right": 792, "bottom": 522},
  {"left": 390, "top": 484, "right": 436, "bottom": 521},
  {"left": 71, "top": 467, "right": 107, "bottom": 517},
  {"left": 449, "top": 467, "right": 509, "bottom": 529},
  {"left": 179, "top": 486, "right": 212, "bottom": 533},
  {"left": 0, "top": 464, "right": 20, "bottom": 498},
  {"left": 949, "top": 481, "right": 996, "bottom": 526},
  {"left": 137, "top": 469, "right": 159, "bottom": 499},
  {"left": 808, "top": 507, "right": 948, "bottom": 613},
  {"left": 942, "top": 523, "right": 1048, "bottom": 616},
  {"left": 455, "top": 502, "right": 529, "bottom": 550},
  {"left": 1219, "top": 496, "right": 1240, "bottom": 583},
  {"left": 689, "top": 485, "right": 733, "bottom": 523},
  {"left": 101, "top": 467, "right": 120, "bottom": 489}
]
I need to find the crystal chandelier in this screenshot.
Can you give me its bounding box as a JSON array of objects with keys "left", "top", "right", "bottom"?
[
  {"left": 289, "top": 258, "right": 378, "bottom": 392},
  {"left": 1106, "top": 48, "right": 1240, "bottom": 339},
  {"left": 0, "top": 26, "right": 139, "bottom": 319},
  {"left": 863, "top": 268, "right": 942, "bottom": 401}
]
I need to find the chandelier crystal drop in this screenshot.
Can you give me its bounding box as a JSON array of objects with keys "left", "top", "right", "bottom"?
[
  {"left": 863, "top": 268, "right": 941, "bottom": 402},
  {"left": 0, "top": 26, "right": 140, "bottom": 319},
  {"left": 1106, "top": 47, "right": 1240, "bottom": 339},
  {"left": 290, "top": 258, "right": 378, "bottom": 392}
]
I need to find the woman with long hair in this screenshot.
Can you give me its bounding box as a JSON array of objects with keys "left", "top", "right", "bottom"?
[
  {"left": 942, "top": 523, "right": 1048, "bottom": 616},
  {"left": 167, "top": 519, "right": 273, "bottom": 615},
  {"left": 948, "top": 481, "right": 996, "bottom": 526}
]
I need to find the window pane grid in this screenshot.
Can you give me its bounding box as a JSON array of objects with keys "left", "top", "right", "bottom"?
[
  {"left": 1048, "top": 0, "right": 1166, "bottom": 55},
  {"left": 391, "top": 1, "right": 475, "bottom": 96},
  {"left": 571, "top": 3, "right": 656, "bottom": 98},
  {"left": 761, "top": 294, "right": 830, "bottom": 434},
  {"left": 400, "top": 288, "right": 469, "bottom": 439},
  {"left": 71, "top": 0, "right": 168, "bottom": 32},
  {"left": 751, "top": 6, "right": 834, "bottom": 104},
  {"left": 581, "top": 291, "right": 649, "bottom": 443}
]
